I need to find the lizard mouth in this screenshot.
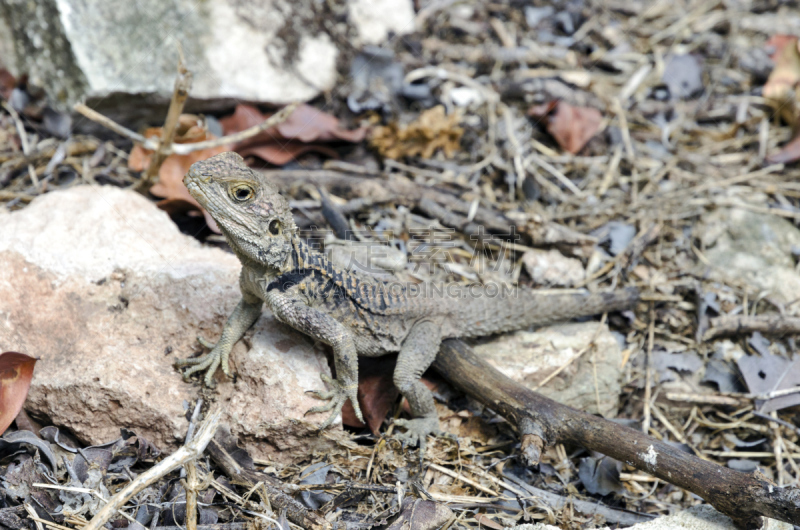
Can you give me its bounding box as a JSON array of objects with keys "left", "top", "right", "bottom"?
[{"left": 182, "top": 178, "right": 207, "bottom": 207}]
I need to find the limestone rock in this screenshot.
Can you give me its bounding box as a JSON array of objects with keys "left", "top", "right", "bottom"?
[
  {"left": 521, "top": 248, "right": 585, "bottom": 287},
  {"left": 698, "top": 207, "right": 800, "bottom": 312},
  {"left": 0, "top": 0, "right": 412, "bottom": 115},
  {"left": 0, "top": 186, "right": 343, "bottom": 462},
  {"left": 471, "top": 322, "right": 622, "bottom": 417},
  {"left": 348, "top": 0, "right": 416, "bottom": 45},
  {"left": 506, "top": 504, "right": 791, "bottom": 530}
]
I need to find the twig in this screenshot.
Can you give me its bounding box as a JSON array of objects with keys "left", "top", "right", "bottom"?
[
  {"left": 704, "top": 314, "right": 800, "bottom": 341},
  {"left": 666, "top": 392, "right": 748, "bottom": 407},
  {"left": 533, "top": 315, "right": 606, "bottom": 391},
  {"left": 643, "top": 302, "right": 655, "bottom": 435},
  {"left": 174, "top": 102, "right": 299, "bottom": 155},
  {"left": 82, "top": 407, "right": 222, "bottom": 530},
  {"left": 2, "top": 101, "right": 39, "bottom": 187},
  {"left": 427, "top": 463, "right": 498, "bottom": 496},
  {"left": 182, "top": 399, "right": 204, "bottom": 530},
  {"left": 73, "top": 103, "right": 148, "bottom": 145},
  {"left": 136, "top": 58, "right": 193, "bottom": 192}
]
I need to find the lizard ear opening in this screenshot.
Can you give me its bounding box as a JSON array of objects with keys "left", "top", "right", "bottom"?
[{"left": 268, "top": 219, "right": 282, "bottom": 236}]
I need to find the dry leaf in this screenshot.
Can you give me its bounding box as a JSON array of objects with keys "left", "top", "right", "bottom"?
[
  {"left": 0, "top": 68, "right": 16, "bottom": 101},
  {"left": 128, "top": 115, "right": 229, "bottom": 232},
  {"left": 763, "top": 35, "right": 800, "bottom": 163},
  {"left": 220, "top": 104, "right": 368, "bottom": 165},
  {"left": 528, "top": 101, "right": 603, "bottom": 154},
  {"left": 370, "top": 105, "right": 463, "bottom": 159},
  {"left": 763, "top": 35, "right": 800, "bottom": 104},
  {"left": 0, "top": 352, "right": 38, "bottom": 435},
  {"left": 341, "top": 356, "right": 399, "bottom": 434}
]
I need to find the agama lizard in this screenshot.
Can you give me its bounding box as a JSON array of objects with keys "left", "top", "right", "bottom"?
[{"left": 176, "top": 152, "right": 639, "bottom": 447}]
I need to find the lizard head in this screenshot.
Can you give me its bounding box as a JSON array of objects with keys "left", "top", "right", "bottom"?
[{"left": 184, "top": 152, "right": 297, "bottom": 269}]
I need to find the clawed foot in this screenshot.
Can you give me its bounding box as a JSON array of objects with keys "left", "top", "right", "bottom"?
[
  {"left": 305, "top": 373, "right": 362, "bottom": 430},
  {"left": 394, "top": 416, "right": 455, "bottom": 455},
  {"left": 174, "top": 336, "right": 230, "bottom": 387}
]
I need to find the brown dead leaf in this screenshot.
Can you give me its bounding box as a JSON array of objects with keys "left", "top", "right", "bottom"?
[
  {"left": 762, "top": 35, "right": 800, "bottom": 163},
  {"left": 766, "top": 134, "right": 800, "bottom": 164},
  {"left": 0, "top": 352, "right": 38, "bottom": 435},
  {"left": 528, "top": 101, "right": 603, "bottom": 154},
  {"left": 341, "top": 356, "right": 399, "bottom": 434},
  {"left": 0, "top": 68, "right": 16, "bottom": 101},
  {"left": 128, "top": 115, "right": 229, "bottom": 232},
  {"left": 220, "top": 104, "right": 368, "bottom": 165},
  {"left": 370, "top": 105, "right": 463, "bottom": 159},
  {"left": 764, "top": 35, "right": 800, "bottom": 101}
]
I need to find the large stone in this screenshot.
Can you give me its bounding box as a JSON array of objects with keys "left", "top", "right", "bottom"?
[
  {"left": 0, "top": 186, "right": 343, "bottom": 462},
  {"left": 0, "top": 0, "right": 414, "bottom": 114},
  {"left": 698, "top": 207, "right": 800, "bottom": 312},
  {"left": 471, "top": 322, "right": 623, "bottom": 417},
  {"left": 348, "top": 0, "right": 416, "bottom": 45},
  {"left": 506, "top": 504, "right": 791, "bottom": 530}
]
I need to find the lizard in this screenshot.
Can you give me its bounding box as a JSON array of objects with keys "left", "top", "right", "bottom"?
[{"left": 176, "top": 152, "right": 640, "bottom": 448}]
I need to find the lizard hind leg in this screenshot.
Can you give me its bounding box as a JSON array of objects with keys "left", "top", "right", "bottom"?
[{"left": 392, "top": 320, "right": 450, "bottom": 455}]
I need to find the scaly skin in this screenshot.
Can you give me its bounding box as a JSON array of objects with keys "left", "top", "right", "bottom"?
[{"left": 176, "top": 152, "right": 640, "bottom": 448}]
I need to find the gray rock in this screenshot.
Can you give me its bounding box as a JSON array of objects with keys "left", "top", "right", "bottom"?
[
  {"left": 348, "top": 0, "right": 415, "bottom": 45},
  {"left": 0, "top": 186, "right": 344, "bottom": 462},
  {"left": 0, "top": 0, "right": 413, "bottom": 116},
  {"left": 698, "top": 207, "right": 800, "bottom": 311},
  {"left": 521, "top": 249, "right": 585, "bottom": 287},
  {"left": 471, "top": 322, "right": 623, "bottom": 417},
  {"left": 505, "top": 504, "right": 791, "bottom": 530}
]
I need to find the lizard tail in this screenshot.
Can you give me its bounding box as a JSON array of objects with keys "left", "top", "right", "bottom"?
[{"left": 447, "top": 285, "right": 639, "bottom": 338}]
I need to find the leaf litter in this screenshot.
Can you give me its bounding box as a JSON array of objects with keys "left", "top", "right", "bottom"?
[{"left": 5, "top": 0, "right": 800, "bottom": 528}]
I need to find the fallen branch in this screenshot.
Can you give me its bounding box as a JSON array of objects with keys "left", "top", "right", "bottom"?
[
  {"left": 432, "top": 339, "right": 800, "bottom": 530},
  {"left": 703, "top": 314, "right": 800, "bottom": 341},
  {"left": 81, "top": 407, "right": 222, "bottom": 530}
]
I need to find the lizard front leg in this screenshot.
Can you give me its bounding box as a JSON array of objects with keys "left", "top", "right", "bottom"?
[
  {"left": 175, "top": 293, "right": 263, "bottom": 386},
  {"left": 265, "top": 289, "right": 363, "bottom": 429},
  {"left": 393, "top": 320, "right": 447, "bottom": 453}
]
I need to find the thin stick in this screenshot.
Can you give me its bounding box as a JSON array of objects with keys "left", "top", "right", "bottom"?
[
  {"left": 73, "top": 103, "right": 148, "bottom": 145},
  {"left": 73, "top": 100, "right": 301, "bottom": 158},
  {"left": 172, "top": 102, "right": 300, "bottom": 155},
  {"left": 2, "top": 101, "right": 39, "bottom": 187},
  {"left": 612, "top": 98, "right": 635, "bottom": 160},
  {"left": 642, "top": 302, "right": 655, "bottom": 435},
  {"left": 527, "top": 154, "right": 583, "bottom": 196},
  {"left": 32, "top": 484, "right": 138, "bottom": 524},
  {"left": 704, "top": 314, "right": 800, "bottom": 341},
  {"left": 427, "top": 463, "right": 498, "bottom": 496},
  {"left": 534, "top": 315, "right": 607, "bottom": 392},
  {"left": 82, "top": 407, "right": 222, "bottom": 530},
  {"left": 137, "top": 59, "right": 193, "bottom": 191}
]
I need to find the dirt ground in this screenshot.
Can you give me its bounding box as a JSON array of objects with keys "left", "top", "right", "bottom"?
[{"left": 3, "top": 0, "right": 800, "bottom": 528}]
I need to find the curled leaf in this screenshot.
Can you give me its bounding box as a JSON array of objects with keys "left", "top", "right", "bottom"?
[
  {"left": 0, "top": 352, "right": 38, "bottom": 435},
  {"left": 128, "top": 115, "right": 229, "bottom": 233},
  {"left": 220, "top": 104, "right": 368, "bottom": 165},
  {"left": 528, "top": 101, "right": 603, "bottom": 154}
]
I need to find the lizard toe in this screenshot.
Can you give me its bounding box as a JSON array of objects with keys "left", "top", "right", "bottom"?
[
  {"left": 306, "top": 389, "right": 335, "bottom": 400},
  {"left": 203, "top": 356, "right": 220, "bottom": 387},
  {"left": 393, "top": 417, "right": 445, "bottom": 453},
  {"left": 197, "top": 336, "right": 216, "bottom": 349}
]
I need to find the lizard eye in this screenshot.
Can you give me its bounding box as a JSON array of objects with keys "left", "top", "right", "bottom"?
[
  {"left": 268, "top": 219, "right": 282, "bottom": 235},
  {"left": 231, "top": 185, "right": 254, "bottom": 202}
]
